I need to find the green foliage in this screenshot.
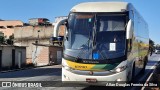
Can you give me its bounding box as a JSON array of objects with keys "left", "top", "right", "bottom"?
[
  {"left": 149, "top": 39, "right": 155, "bottom": 49},
  {"left": 0, "top": 34, "right": 14, "bottom": 45},
  {"left": 7, "top": 34, "right": 14, "bottom": 45},
  {"left": 149, "top": 39, "right": 155, "bottom": 47},
  {"left": 0, "top": 36, "right": 4, "bottom": 44}
]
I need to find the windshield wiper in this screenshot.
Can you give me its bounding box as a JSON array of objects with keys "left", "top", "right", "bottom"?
[
  {"left": 75, "top": 14, "right": 97, "bottom": 61},
  {"left": 92, "top": 14, "right": 97, "bottom": 47}
]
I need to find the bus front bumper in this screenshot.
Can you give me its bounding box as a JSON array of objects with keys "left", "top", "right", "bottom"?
[{"left": 62, "top": 67, "right": 127, "bottom": 85}]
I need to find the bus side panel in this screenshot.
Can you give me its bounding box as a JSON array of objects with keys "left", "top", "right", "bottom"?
[
  {"left": 126, "top": 6, "right": 139, "bottom": 81},
  {"left": 127, "top": 4, "right": 149, "bottom": 80},
  {"left": 132, "top": 7, "right": 149, "bottom": 76}
]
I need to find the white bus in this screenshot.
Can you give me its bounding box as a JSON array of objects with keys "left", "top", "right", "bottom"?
[{"left": 54, "top": 2, "right": 149, "bottom": 84}]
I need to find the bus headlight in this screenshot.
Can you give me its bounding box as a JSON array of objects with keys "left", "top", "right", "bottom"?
[
  {"left": 115, "top": 66, "right": 127, "bottom": 73},
  {"left": 116, "top": 68, "right": 121, "bottom": 72},
  {"left": 62, "top": 65, "right": 73, "bottom": 71},
  {"left": 111, "top": 65, "right": 127, "bottom": 73}
]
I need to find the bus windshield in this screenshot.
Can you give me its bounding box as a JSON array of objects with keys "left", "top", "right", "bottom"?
[{"left": 64, "top": 13, "right": 127, "bottom": 60}]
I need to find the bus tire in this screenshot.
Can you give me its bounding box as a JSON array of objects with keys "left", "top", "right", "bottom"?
[
  {"left": 131, "top": 62, "right": 135, "bottom": 81},
  {"left": 141, "top": 57, "right": 147, "bottom": 74}
]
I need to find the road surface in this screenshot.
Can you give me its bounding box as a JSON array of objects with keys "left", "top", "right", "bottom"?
[{"left": 0, "top": 54, "right": 160, "bottom": 90}]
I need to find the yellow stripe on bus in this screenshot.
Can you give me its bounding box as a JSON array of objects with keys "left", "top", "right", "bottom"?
[{"left": 66, "top": 60, "right": 96, "bottom": 70}]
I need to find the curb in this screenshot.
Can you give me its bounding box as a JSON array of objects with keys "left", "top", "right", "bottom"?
[
  {"left": 0, "top": 64, "right": 60, "bottom": 73},
  {"left": 0, "top": 67, "right": 35, "bottom": 73}
]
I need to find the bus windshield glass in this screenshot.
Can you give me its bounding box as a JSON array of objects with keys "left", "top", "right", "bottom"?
[{"left": 64, "top": 13, "right": 127, "bottom": 60}]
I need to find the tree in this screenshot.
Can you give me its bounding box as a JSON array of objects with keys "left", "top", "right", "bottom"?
[
  {"left": 149, "top": 39, "right": 155, "bottom": 56},
  {"left": 6, "top": 34, "right": 14, "bottom": 45},
  {"left": 0, "top": 32, "right": 4, "bottom": 44},
  {"left": 0, "top": 36, "right": 4, "bottom": 44},
  {"left": 0, "top": 33, "right": 14, "bottom": 45},
  {"left": 149, "top": 39, "right": 155, "bottom": 48}
]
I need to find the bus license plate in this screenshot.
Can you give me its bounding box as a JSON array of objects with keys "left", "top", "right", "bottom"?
[{"left": 86, "top": 78, "right": 97, "bottom": 83}]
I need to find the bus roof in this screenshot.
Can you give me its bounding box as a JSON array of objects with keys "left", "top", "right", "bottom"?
[{"left": 71, "top": 2, "right": 130, "bottom": 13}]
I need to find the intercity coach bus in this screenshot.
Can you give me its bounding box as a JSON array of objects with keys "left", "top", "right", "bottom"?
[{"left": 54, "top": 2, "right": 149, "bottom": 84}]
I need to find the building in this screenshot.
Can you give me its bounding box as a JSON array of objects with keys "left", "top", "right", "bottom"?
[
  {"left": 14, "top": 25, "right": 64, "bottom": 66},
  {"left": 14, "top": 18, "right": 65, "bottom": 66},
  {"left": 0, "top": 20, "right": 23, "bottom": 38},
  {"left": 14, "top": 25, "right": 54, "bottom": 64},
  {"left": 29, "top": 18, "right": 51, "bottom": 26},
  {"left": 32, "top": 45, "right": 62, "bottom": 66},
  {"left": 0, "top": 46, "right": 26, "bottom": 70}
]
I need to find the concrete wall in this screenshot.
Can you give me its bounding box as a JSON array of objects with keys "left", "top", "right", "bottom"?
[
  {"left": 0, "top": 47, "right": 12, "bottom": 67},
  {"left": 14, "top": 25, "right": 65, "bottom": 65},
  {"left": 14, "top": 26, "right": 54, "bottom": 64},
  {"left": 32, "top": 46, "right": 63, "bottom": 66},
  {"left": 14, "top": 26, "right": 54, "bottom": 40},
  {"left": 49, "top": 46, "right": 63, "bottom": 64},
  {"left": 32, "top": 46, "right": 49, "bottom": 66},
  {"left": 0, "top": 46, "right": 26, "bottom": 69},
  {"left": 0, "top": 20, "right": 23, "bottom": 38},
  {"left": 14, "top": 39, "right": 50, "bottom": 64},
  {"left": 58, "top": 25, "right": 65, "bottom": 36},
  {"left": 15, "top": 47, "right": 26, "bottom": 68}
]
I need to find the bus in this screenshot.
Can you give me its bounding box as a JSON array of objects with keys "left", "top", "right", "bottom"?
[{"left": 54, "top": 2, "right": 149, "bottom": 84}]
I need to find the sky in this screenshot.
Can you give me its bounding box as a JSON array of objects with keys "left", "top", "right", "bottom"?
[{"left": 0, "top": 0, "right": 160, "bottom": 44}]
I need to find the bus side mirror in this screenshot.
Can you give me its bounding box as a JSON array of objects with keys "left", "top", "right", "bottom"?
[
  {"left": 126, "top": 19, "right": 133, "bottom": 39},
  {"left": 63, "top": 21, "right": 69, "bottom": 41}
]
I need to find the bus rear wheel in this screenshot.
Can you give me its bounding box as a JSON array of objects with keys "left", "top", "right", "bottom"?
[
  {"left": 131, "top": 63, "right": 135, "bottom": 82},
  {"left": 141, "top": 57, "right": 147, "bottom": 74}
]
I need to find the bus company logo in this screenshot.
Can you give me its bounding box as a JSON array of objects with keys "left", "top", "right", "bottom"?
[{"left": 2, "top": 82, "right": 11, "bottom": 87}]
